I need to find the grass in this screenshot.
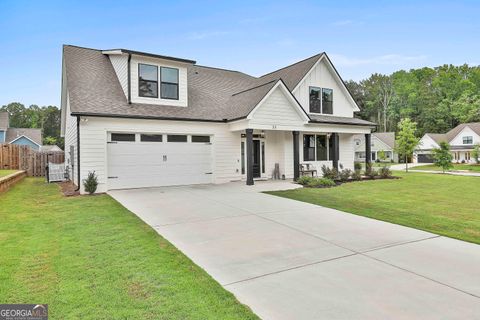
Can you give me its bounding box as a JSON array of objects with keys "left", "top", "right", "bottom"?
[
  {"left": 413, "top": 163, "right": 480, "bottom": 172},
  {"left": 0, "top": 178, "right": 258, "bottom": 320},
  {"left": 267, "top": 172, "right": 480, "bottom": 244},
  {"left": 0, "top": 169, "right": 18, "bottom": 178}
]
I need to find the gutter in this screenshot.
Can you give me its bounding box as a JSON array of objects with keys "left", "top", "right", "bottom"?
[
  {"left": 127, "top": 53, "right": 132, "bottom": 104},
  {"left": 75, "top": 116, "right": 81, "bottom": 191}
]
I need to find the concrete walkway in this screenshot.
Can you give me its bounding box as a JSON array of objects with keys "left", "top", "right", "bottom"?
[
  {"left": 391, "top": 163, "right": 480, "bottom": 176},
  {"left": 109, "top": 181, "right": 480, "bottom": 320}
]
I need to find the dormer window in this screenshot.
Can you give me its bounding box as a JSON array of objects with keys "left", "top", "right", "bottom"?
[
  {"left": 138, "top": 64, "right": 158, "bottom": 98},
  {"left": 161, "top": 67, "right": 179, "bottom": 100},
  {"left": 309, "top": 87, "right": 333, "bottom": 114}
]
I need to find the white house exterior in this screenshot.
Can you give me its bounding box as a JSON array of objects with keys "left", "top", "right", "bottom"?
[
  {"left": 0, "top": 112, "right": 43, "bottom": 150},
  {"left": 354, "top": 132, "right": 398, "bottom": 163},
  {"left": 414, "top": 123, "right": 480, "bottom": 163},
  {"left": 60, "top": 45, "right": 375, "bottom": 193}
]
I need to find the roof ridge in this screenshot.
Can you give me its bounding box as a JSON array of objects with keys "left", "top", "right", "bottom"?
[
  {"left": 259, "top": 52, "right": 324, "bottom": 78},
  {"left": 63, "top": 44, "right": 102, "bottom": 52},
  {"left": 194, "top": 64, "right": 253, "bottom": 76},
  {"left": 231, "top": 80, "right": 278, "bottom": 96}
]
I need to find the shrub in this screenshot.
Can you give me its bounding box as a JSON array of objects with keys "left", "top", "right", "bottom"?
[
  {"left": 339, "top": 169, "right": 352, "bottom": 182},
  {"left": 378, "top": 166, "right": 392, "bottom": 178},
  {"left": 296, "top": 175, "right": 314, "bottom": 186},
  {"left": 352, "top": 169, "right": 362, "bottom": 181},
  {"left": 366, "top": 166, "right": 378, "bottom": 179},
  {"left": 364, "top": 162, "right": 373, "bottom": 176},
  {"left": 321, "top": 165, "right": 338, "bottom": 180},
  {"left": 83, "top": 171, "right": 98, "bottom": 194},
  {"left": 306, "top": 177, "right": 336, "bottom": 188},
  {"left": 354, "top": 162, "right": 362, "bottom": 171}
]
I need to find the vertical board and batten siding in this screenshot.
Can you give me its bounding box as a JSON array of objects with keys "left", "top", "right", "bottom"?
[
  {"left": 249, "top": 87, "right": 306, "bottom": 128},
  {"left": 64, "top": 94, "right": 78, "bottom": 185},
  {"left": 293, "top": 59, "right": 355, "bottom": 118},
  {"left": 79, "top": 117, "right": 242, "bottom": 193},
  {"left": 129, "top": 56, "right": 188, "bottom": 107},
  {"left": 109, "top": 54, "right": 129, "bottom": 98}
]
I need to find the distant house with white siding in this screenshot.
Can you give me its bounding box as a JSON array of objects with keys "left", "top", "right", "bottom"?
[
  {"left": 415, "top": 123, "right": 480, "bottom": 163},
  {"left": 0, "top": 112, "right": 43, "bottom": 150},
  {"left": 354, "top": 132, "right": 398, "bottom": 162}
]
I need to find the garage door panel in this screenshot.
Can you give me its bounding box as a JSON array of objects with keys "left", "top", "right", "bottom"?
[{"left": 107, "top": 137, "right": 213, "bottom": 190}]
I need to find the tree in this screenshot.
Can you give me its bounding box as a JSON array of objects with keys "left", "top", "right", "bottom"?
[
  {"left": 432, "top": 142, "right": 453, "bottom": 173},
  {"left": 472, "top": 144, "right": 480, "bottom": 164},
  {"left": 395, "top": 118, "right": 420, "bottom": 172}
]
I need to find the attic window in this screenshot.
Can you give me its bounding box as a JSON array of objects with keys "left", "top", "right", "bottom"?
[
  {"left": 139, "top": 64, "right": 158, "bottom": 98},
  {"left": 161, "top": 67, "right": 179, "bottom": 100},
  {"left": 463, "top": 136, "right": 473, "bottom": 144},
  {"left": 309, "top": 87, "right": 333, "bottom": 114}
]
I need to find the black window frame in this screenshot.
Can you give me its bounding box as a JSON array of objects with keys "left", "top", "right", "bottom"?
[
  {"left": 309, "top": 86, "right": 322, "bottom": 114},
  {"left": 138, "top": 63, "right": 159, "bottom": 98},
  {"left": 140, "top": 134, "right": 163, "bottom": 142},
  {"left": 322, "top": 88, "right": 333, "bottom": 114},
  {"left": 111, "top": 133, "right": 136, "bottom": 142},
  {"left": 303, "top": 134, "right": 316, "bottom": 161},
  {"left": 191, "top": 135, "right": 210, "bottom": 143},
  {"left": 167, "top": 134, "right": 187, "bottom": 142},
  {"left": 316, "top": 135, "right": 328, "bottom": 161},
  {"left": 160, "top": 67, "right": 179, "bottom": 100},
  {"left": 303, "top": 134, "right": 329, "bottom": 161},
  {"left": 463, "top": 136, "right": 473, "bottom": 144}
]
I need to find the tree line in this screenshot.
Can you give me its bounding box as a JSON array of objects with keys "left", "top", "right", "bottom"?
[
  {"left": 0, "top": 102, "right": 63, "bottom": 149},
  {"left": 346, "top": 64, "right": 480, "bottom": 136}
]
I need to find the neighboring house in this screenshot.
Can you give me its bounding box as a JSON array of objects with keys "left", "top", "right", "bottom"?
[
  {"left": 60, "top": 45, "right": 375, "bottom": 193},
  {"left": 415, "top": 123, "right": 480, "bottom": 163},
  {"left": 0, "top": 112, "right": 43, "bottom": 150},
  {"left": 354, "top": 132, "right": 398, "bottom": 162},
  {"left": 40, "top": 145, "right": 63, "bottom": 152}
]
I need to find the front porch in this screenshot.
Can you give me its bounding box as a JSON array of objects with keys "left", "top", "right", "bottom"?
[{"left": 235, "top": 128, "right": 374, "bottom": 185}]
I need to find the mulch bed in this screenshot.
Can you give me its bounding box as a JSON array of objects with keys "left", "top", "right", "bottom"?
[{"left": 59, "top": 181, "right": 80, "bottom": 197}]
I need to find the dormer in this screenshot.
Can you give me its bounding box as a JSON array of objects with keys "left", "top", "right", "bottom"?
[{"left": 102, "top": 49, "right": 196, "bottom": 107}]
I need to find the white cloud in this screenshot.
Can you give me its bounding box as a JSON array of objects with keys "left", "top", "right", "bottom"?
[
  {"left": 330, "top": 53, "right": 428, "bottom": 67},
  {"left": 188, "top": 31, "right": 230, "bottom": 40}
]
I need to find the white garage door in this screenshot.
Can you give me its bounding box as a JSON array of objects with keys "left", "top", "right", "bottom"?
[{"left": 107, "top": 133, "right": 213, "bottom": 190}]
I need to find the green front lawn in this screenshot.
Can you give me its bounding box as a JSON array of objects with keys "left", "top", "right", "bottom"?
[
  {"left": 267, "top": 172, "right": 480, "bottom": 244},
  {"left": 0, "top": 178, "right": 258, "bottom": 320},
  {"left": 414, "top": 163, "right": 480, "bottom": 172},
  {"left": 0, "top": 169, "right": 18, "bottom": 178}
]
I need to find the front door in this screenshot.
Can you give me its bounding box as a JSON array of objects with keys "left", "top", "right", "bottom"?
[{"left": 253, "top": 140, "right": 261, "bottom": 178}]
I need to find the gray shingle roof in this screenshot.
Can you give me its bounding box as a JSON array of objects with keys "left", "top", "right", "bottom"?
[
  {"left": 425, "top": 123, "right": 480, "bottom": 144},
  {"left": 373, "top": 132, "right": 395, "bottom": 148},
  {"left": 309, "top": 114, "right": 376, "bottom": 126},
  {"left": 5, "top": 128, "right": 42, "bottom": 145},
  {"left": 64, "top": 45, "right": 372, "bottom": 126},
  {"left": 0, "top": 112, "right": 8, "bottom": 129}
]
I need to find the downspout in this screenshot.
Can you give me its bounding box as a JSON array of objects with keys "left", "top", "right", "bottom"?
[
  {"left": 127, "top": 53, "right": 132, "bottom": 104},
  {"left": 75, "top": 116, "right": 81, "bottom": 191}
]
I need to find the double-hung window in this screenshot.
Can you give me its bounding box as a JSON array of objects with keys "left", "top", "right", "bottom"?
[
  {"left": 161, "top": 67, "right": 179, "bottom": 100},
  {"left": 303, "top": 134, "right": 329, "bottom": 161},
  {"left": 463, "top": 136, "right": 473, "bottom": 144},
  {"left": 309, "top": 87, "right": 333, "bottom": 114},
  {"left": 138, "top": 64, "right": 158, "bottom": 98}
]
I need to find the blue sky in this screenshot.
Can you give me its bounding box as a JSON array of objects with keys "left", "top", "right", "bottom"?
[{"left": 1, "top": 0, "right": 479, "bottom": 107}]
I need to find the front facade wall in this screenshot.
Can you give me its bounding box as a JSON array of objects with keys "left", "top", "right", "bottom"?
[
  {"left": 78, "top": 117, "right": 242, "bottom": 193},
  {"left": 449, "top": 127, "right": 480, "bottom": 146},
  {"left": 293, "top": 59, "right": 355, "bottom": 118}
]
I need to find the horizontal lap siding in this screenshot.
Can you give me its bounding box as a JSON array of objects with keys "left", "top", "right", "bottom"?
[
  {"left": 80, "top": 117, "right": 240, "bottom": 193},
  {"left": 64, "top": 94, "right": 78, "bottom": 185}
]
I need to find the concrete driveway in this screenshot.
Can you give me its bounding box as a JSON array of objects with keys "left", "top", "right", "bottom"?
[{"left": 109, "top": 181, "right": 480, "bottom": 319}]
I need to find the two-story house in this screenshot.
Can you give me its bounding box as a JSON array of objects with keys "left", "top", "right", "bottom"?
[
  {"left": 60, "top": 45, "right": 375, "bottom": 193},
  {"left": 415, "top": 123, "right": 480, "bottom": 163}
]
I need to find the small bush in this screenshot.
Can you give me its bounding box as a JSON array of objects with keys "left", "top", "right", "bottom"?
[
  {"left": 354, "top": 162, "right": 362, "bottom": 171},
  {"left": 321, "top": 165, "right": 338, "bottom": 180},
  {"left": 296, "top": 175, "right": 314, "bottom": 186},
  {"left": 365, "top": 165, "right": 378, "bottom": 178},
  {"left": 83, "top": 171, "right": 98, "bottom": 194},
  {"left": 339, "top": 169, "right": 352, "bottom": 182},
  {"left": 352, "top": 169, "right": 362, "bottom": 181},
  {"left": 306, "top": 177, "right": 336, "bottom": 188},
  {"left": 378, "top": 166, "right": 392, "bottom": 178}
]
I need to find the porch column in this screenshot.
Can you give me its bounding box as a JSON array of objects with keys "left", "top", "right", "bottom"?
[
  {"left": 331, "top": 133, "right": 339, "bottom": 171},
  {"left": 365, "top": 133, "right": 372, "bottom": 166},
  {"left": 293, "top": 131, "right": 300, "bottom": 180},
  {"left": 246, "top": 129, "right": 254, "bottom": 185}
]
